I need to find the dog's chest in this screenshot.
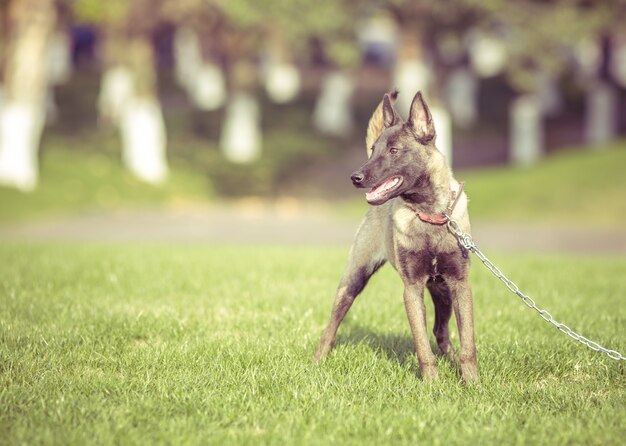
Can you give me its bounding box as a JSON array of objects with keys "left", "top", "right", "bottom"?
[
  {"left": 391, "top": 210, "right": 468, "bottom": 282},
  {"left": 396, "top": 235, "right": 466, "bottom": 282}
]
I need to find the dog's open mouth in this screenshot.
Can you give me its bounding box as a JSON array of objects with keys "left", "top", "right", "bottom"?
[{"left": 365, "top": 176, "right": 403, "bottom": 204}]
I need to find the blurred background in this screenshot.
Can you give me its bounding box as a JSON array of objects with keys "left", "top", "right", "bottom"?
[{"left": 0, "top": 0, "right": 625, "bottom": 249}]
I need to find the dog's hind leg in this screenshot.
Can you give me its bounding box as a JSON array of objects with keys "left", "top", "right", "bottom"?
[
  {"left": 314, "top": 218, "right": 385, "bottom": 363},
  {"left": 448, "top": 278, "right": 479, "bottom": 382},
  {"left": 427, "top": 277, "right": 457, "bottom": 363}
]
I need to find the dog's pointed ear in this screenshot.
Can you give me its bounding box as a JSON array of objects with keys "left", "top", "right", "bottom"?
[
  {"left": 407, "top": 91, "right": 436, "bottom": 142},
  {"left": 366, "top": 91, "right": 399, "bottom": 157}
]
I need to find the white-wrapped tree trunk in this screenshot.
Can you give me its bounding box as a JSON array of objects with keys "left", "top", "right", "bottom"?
[
  {"left": 120, "top": 97, "right": 168, "bottom": 183},
  {"left": 262, "top": 29, "right": 301, "bottom": 104},
  {"left": 220, "top": 92, "right": 262, "bottom": 163},
  {"left": 0, "top": 102, "right": 45, "bottom": 190},
  {"left": 264, "top": 62, "right": 300, "bottom": 104},
  {"left": 430, "top": 105, "right": 453, "bottom": 165},
  {"left": 174, "top": 26, "right": 226, "bottom": 111},
  {"left": 468, "top": 31, "right": 507, "bottom": 78},
  {"left": 173, "top": 26, "right": 202, "bottom": 91},
  {"left": 610, "top": 32, "right": 626, "bottom": 88},
  {"left": 44, "top": 30, "right": 72, "bottom": 126},
  {"left": 392, "top": 29, "right": 431, "bottom": 119},
  {"left": 392, "top": 28, "right": 452, "bottom": 164},
  {"left": 98, "top": 65, "right": 134, "bottom": 124},
  {"left": 0, "top": 0, "right": 56, "bottom": 191},
  {"left": 312, "top": 70, "right": 354, "bottom": 137},
  {"left": 509, "top": 94, "right": 543, "bottom": 166},
  {"left": 98, "top": 36, "right": 168, "bottom": 184},
  {"left": 585, "top": 80, "right": 617, "bottom": 147},
  {"left": 392, "top": 58, "right": 431, "bottom": 119},
  {"left": 191, "top": 62, "right": 226, "bottom": 111},
  {"left": 537, "top": 73, "right": 562, "bottom": 117},
  {"left": 47, "top": 31, "right": 72, "bottom": 86},
  {"left": 445, "top": 67, "right": 478, "bottom": 128}
]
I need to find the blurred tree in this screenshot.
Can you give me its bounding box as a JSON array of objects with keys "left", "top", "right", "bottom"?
[
  {"left": 0, "top": 0, "right": 56, "bottom": 191},
  {"left": 382, "top": 0, "right": 496, "bottom": 164},
  {"left": 45, "top": 0, "right": 74, "bottom": 125},
  {"left": 304, "top": 1, "right": 360, "bottom": 138},
  {"left": 163, "top": 0, "right": 360, "bottom": 162},
  {"left": 216, "top": 0, "right": 360, "bottom": 157},
  {"left": 384, "top": 0, "right": 624, "bottom": 165},
  {"left": 494, "top": 1, "right": 626, "bottom": 162},
  {"left": 76, "top": 0, "right": 168, "bottom": 184},
  {"left": 488, "top": 1, "right": 608, "bottom": 164},
  {"left": 576, "top": 1, "right": 626, "bottom": 148},
  {"left": 164, "top": 1, "right": 227, "bottom": 111}
]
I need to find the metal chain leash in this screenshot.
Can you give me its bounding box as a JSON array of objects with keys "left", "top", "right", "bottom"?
[{"left": 445, "top": 217, "right": 626, "bottom": 362}]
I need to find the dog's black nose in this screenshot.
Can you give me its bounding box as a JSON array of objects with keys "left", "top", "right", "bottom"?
[{"left": 351, "top": 171, "right": 365, "bottom": 185}]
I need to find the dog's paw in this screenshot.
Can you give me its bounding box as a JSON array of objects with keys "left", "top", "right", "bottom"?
[
  {"left": 313, "top": 344, "right": 330, "bottom": 364},
  {"left": 460, "top": 362, "right": 479, "bottom": 384},
  {"left": 420, "top": 364, "right": 439, "bottom": 381}
]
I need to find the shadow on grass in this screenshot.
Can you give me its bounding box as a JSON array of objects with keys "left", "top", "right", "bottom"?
[{"left": 335, "top": 323, "right": 457, "bottom": 369}]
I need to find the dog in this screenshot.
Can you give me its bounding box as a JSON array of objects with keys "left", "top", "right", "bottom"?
[{"left": 314, "top": 91, "right": 478, "bottom": 382}]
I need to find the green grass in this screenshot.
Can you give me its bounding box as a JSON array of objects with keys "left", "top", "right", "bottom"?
[
  {"left": 462, "top": 142, "right": 626, "bottom": 227},
  {"left": 0, "top": 135, "right": 214, "bottom": 223},
  {"left": 1, "top": 244, "right": 625, "bottom": 445}
]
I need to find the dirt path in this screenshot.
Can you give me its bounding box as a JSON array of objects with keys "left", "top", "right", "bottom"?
[{"left": 1, "top": 205, "right": 626, "bottom": 254}]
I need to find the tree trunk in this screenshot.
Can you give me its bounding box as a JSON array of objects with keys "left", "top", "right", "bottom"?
[
  {"left": 584, "top": 79, "right": 617, "bottom": 147},
  {"left": 264, "top": 61, "right": 300, "bottom": 104},
  {"left": 174, "top": 26, "right": 226, "bottom": 111},
  {"left": 47, "top": 30, "right": 72, "bottom": 86},
  {"left": 44, "top": 30, "right": 72, "bottom": 126},
  {"left": 312, "top": 70, "right": 354, "bottom": 137},
  {"left": 509, "top": 93, "right": 543, "bottom": 166},
  {"left": 430, "top": 105, "right": 453, "bottom": 165},
  {"left": 120, "top": 96, "right": 167, "bottom": 183},
  {"left": 98, "top": 65, "right": 134, "bottom": 125},
  {"left": 445, "top": 67, "right": 478, "bottom": 129},
  {"left": 99, "top": 33, "right": 168, "bottom": 184},
  {"left": 392, "top": 26, "right": 452, "bottom": 164},
  {"left": 263, "top": 30, "right": 300, "bottom": 104},
  {"left": 537, "top": 72, "right": 562, "bottom": 118},
  {"left": 392, "top": 29, "right": 430, "bottom": 119},
  {"left": 0, "top": 0, "right": 56, "bottom": 191},
  {"left": 173, "top": 26, "right": 202, "bottom": 91},
  {"left": 220, "top": 90, "right": 261, "bottom": 163},
  {"left": 468, "top": 31, "right": 506, "bottom": 78},
  {"left": 192, "top": 62, "right": 226, "bottom": 111}
]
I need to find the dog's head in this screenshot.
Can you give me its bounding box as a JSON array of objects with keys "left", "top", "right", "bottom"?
[{"left": 351, "top": 90, "right": 439, "bottom": 206}]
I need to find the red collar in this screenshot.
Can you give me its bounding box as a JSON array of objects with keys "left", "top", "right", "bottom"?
[{"left": 417, "top": 182, "right": 465, "bottom": 226}]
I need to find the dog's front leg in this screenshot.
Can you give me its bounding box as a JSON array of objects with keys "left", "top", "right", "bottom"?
[
  {"left": 403, "top": 282, "right": 438, "bottom": 380},
  {"left": 314, "top": 285, "right": 358, "bottom": 363}
]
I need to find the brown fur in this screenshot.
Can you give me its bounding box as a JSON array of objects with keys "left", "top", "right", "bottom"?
[{"left": 314, "top": 91, "right": 478, "bottom": 382}]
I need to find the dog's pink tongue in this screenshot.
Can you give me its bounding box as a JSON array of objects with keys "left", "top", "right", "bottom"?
[{"left": 365, "top": 177, "right": 399, "bottom": 201}]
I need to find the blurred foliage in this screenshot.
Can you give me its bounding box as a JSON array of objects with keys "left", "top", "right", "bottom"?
[
  {"left": 380, "top": 0, "right": 626, "bottom": 91},
  {"left": 161, "top": 0, "right": 360, "bottom": 67}
]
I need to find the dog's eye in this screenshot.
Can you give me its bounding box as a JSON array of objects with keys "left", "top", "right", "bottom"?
[{"left": 389, "top": 147, "right": 399, "bottom": 155}]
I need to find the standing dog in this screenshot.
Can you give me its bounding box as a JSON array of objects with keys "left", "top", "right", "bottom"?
[{"left": 314, "top": 91, "right": 478, "bottom": 382}]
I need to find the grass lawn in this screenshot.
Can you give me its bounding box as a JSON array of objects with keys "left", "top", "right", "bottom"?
[
  {"left": 462, "top": 142, "right": 626, "bottom": 228},
  {"left": 1, "top": 243, "right": 625, "bottom": 445}
]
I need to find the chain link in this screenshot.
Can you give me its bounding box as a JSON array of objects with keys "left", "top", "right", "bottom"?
[{"left": 445, "top": 217, "right": 626, "bottom": 362}]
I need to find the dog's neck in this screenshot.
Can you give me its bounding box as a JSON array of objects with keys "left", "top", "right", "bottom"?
[{"left": 400, "top": 150, "right": 452, "bottom": 214}]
